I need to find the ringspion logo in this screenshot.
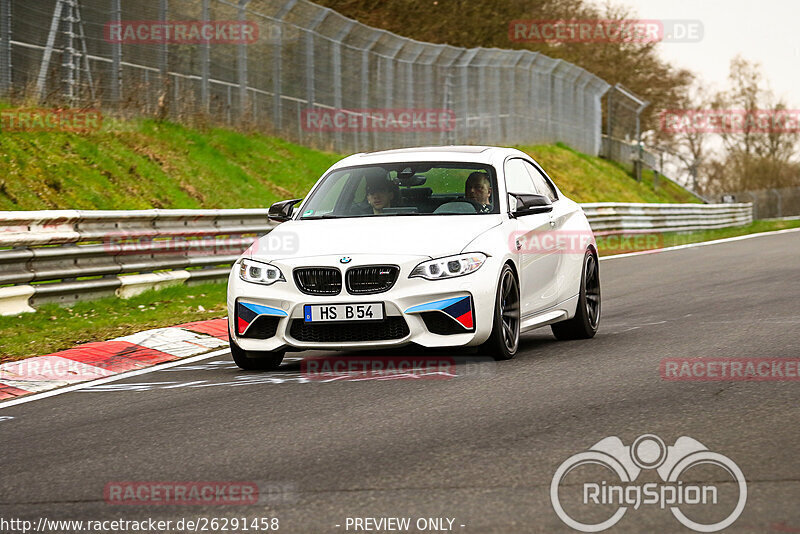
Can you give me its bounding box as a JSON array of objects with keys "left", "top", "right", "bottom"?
[{"left": 551, "top": 434, "right": 746, "bottom": 532}]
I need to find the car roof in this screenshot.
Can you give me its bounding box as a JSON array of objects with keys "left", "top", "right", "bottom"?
[{"left": 331, "top": 145, "right": 529, "bottom": 169}]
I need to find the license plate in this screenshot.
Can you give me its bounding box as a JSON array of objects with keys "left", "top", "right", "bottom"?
[{"left": 303, "top": 303, "right": 384, "bottom": 322}]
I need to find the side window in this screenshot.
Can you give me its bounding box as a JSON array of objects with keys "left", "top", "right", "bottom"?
[
  {"left": 504, "top": 159, "right": 538, "bottom": 195},
  {"left": 522, "top": 160, "right": 558, "bottom": 202}
]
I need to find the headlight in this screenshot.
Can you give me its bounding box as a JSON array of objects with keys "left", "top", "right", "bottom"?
[
  {"left": 410, "top": 253, "right": 487, "bottom": 280},
  {"left": 239, "top": 258, "right": 285, "bottom": 285}
]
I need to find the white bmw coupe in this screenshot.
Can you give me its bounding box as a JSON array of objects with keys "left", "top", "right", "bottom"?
[{"left": 227, "top": 146, "right": 600, "bottom": 370}]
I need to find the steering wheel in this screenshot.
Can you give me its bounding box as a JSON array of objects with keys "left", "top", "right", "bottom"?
[{"left": 433, "top": 199, "right": 482, "bottom": 214}]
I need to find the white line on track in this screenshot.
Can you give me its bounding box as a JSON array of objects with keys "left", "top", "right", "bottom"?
[
  {"left": 0, "top": 348, "right": 231, "bottom": 410},
  {"left": 598, "top": 227, "right": 800, "bottom": 261},
  {"left": 2, "top": 227, "right": 798, "bottom": 410}
]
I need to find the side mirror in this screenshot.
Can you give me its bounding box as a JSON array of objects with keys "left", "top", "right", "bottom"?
[
  {"left": 509, "top": 193, "right": 553, "bottom": 217},
  {"left": 268, "top": 198, "right": 302, "bottom": 222}
]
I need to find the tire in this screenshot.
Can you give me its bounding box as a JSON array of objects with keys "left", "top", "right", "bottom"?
[
  {"left": 479, "top": 264, "right": 521, "bottom": 360},
  {"left": 229, "top": 332, "right": 285, "bottom": 371},
  {"left": 551, "top": 249, "right": 600, "bottom": 340}
]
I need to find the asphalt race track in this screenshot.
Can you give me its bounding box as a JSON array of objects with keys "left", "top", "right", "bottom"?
[{"left": 1, "top": 231, "right": 799, "bottom": 533}]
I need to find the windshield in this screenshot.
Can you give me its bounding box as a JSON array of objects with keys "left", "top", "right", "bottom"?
[{"left": 299, "top": 162, "right": 499, "bottom": 219}]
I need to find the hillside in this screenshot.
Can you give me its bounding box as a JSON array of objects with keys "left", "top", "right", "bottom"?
[{"left": 0, "top": 116, "right": 699, "bottom": 211}]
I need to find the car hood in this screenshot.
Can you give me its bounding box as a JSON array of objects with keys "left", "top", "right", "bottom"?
[{"left": 248, "top": 215, "right": 504, "bottom": 261}]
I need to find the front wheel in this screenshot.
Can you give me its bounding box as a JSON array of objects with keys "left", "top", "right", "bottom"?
[
  {"left": 479, "top": 264, "right": 520, "bottom": 360},
  {"left": 229, "top": 333, "right": 285, "bottom": 370},
  {"left": 551, "top": 249, "right": 600, "bottom": 340}
]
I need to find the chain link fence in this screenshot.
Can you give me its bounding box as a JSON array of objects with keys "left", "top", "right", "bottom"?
[{"left": 0, "top": 0, "right": 611, "bottom": 155}]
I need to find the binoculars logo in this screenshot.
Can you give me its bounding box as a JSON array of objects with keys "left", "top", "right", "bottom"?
[{"left": 550, "top": 434, "right": 747, "bottom": 532}]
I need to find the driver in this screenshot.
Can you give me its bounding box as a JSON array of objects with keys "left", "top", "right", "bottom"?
[{"left": 465, "top": 171, "right": 493, "bottom": 213}]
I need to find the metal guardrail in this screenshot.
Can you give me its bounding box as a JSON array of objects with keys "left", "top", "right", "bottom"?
[
  {"left": 582, "top": 203, "right": 753, "bottom": 233},
  {"left": 0, "top": 209, "right": 274, "bottom": 315},
  {"left": 0, "top": 203, "right": 753, "bottom": 315}
]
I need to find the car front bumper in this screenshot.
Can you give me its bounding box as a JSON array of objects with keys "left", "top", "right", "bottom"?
[{"left": 226, "top": 253, "right": 501, "bottom": 352}]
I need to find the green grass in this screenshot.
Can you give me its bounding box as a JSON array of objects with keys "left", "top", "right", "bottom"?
[
  {"left": 0, "top": 116, "right": 341, "bottom": 210},
  {"left": 0, "top": 281, "right": 228, "bottom": 361},
  {"left": 517, "top": 143, "right": 701, "bottom": 204},
  {"left": 0, "top": 108, "right": 698, "bottom": 210},
  {"left": 596, "top": 220, "right": 800, "bottom": 256}
]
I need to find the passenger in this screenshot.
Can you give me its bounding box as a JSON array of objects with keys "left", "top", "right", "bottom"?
[{"left": 465, "top": 171, "right": 493, "bottom": 213}]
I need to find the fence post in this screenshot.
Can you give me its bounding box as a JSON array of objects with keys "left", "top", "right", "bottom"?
[
  {"left": 330, "top": 20, "right": 354, "bottom": 151},
  {"left": 377, "top": 40, "right": 403, "bottom": 151},
  {"left": 158, "top": 0, "right": 167, "bottom": 80},
  {"left": 605, "top": 86, "right": 613, "bottom": 157},
  {"left": 577, "top": 73, "right": 592, "bottom": 155},
  {"left": 301, "top": 9, "right": 329, "bottom": 145},
  {"left": 403, "top": 45, "right": 424, "bottom": 148},
  {"left": 436, "top": 48, "right": 460, "bottom": 146},
  {"left": 237, "top": 0, "right": 249, "bottom": 121},
  {"left": 272, "top": 0, "right": 298, "bottom": 132},
  {"left": 110, "top": 0, "right": 121, "bottom": 103},
  {"left": 459, "top": 50, "right": 478, "bottom": 143},
  {"left": 62, "top": 0, "right": 76, "bottom": 104},
  {"left": 545, "top": 60, "right": 560, "bottom": 143},
  {"left": 36, "top": 1, "right": 65, "bottom": 101},
  {"left": 200, "top": 0, "right": 209, "bottom": 111},
  {"left": 0, "top": 0, "right": 11, "bottom": 95},
  {"left": 156, "top": 0, "right": 167, "bottom": 118},
  {"left": 423, "top": 46, "right": 444, "bottom": 147},
  {"left": 360, "top": 31, "right": 382, "bottom": 151}
]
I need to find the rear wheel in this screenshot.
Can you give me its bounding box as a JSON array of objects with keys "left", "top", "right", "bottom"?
[
  {"left": 229, "top": 332, "right": 285, "bottom": 371},
  {"left": 551, "top": 249, "right": 600, "bottom": 340},
  {"left": 479, "top": 264, "right": 520, "bottom": 360}
]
